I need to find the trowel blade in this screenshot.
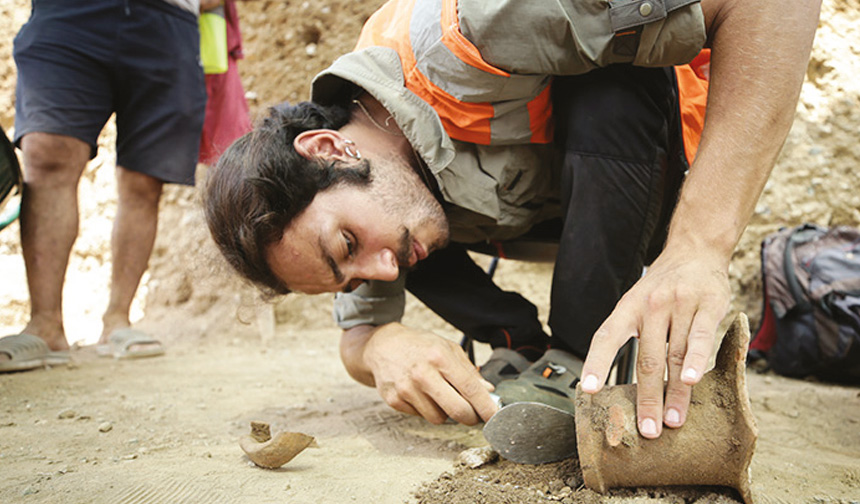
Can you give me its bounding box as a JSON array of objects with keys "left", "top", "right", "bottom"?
[{"left": 482, "top": 401, "right": 577, "bottom": 465}]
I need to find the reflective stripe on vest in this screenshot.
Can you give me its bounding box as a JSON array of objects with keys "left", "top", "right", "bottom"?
[
  {"left": 676, "top": 49, "right": 709, "bottom": 166},
  {"left": 355, "top": 0, "right": 707, "bottom": 159},
  {"left": 355, "top": 0, "right": 553, "bottom": 145}
]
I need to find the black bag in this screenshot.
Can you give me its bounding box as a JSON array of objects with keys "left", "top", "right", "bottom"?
[{"left": 751, "top": 223, "right": 860, "bottom": 383}]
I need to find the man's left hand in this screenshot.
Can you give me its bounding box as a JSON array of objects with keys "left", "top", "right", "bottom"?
[{"left": 579, "top": 248, "right": 730, "bottom": 438}]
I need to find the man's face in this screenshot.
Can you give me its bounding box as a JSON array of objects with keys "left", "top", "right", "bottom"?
[{"left": 266, "top": 156, "right": 449, "bottom": 294}]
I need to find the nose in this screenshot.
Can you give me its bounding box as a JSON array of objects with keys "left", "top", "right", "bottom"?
[{"left": 353, "top": 248, "right": 400, "bottom": 282}]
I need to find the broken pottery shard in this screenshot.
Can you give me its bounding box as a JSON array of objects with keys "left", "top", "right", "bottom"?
[{"left": 239, "top": 421, "right": 315, "bottom": 469}]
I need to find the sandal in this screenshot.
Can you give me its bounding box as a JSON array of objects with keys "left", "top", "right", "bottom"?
[
  {"left": 0, "top": 333, "right": 70, "bottom": 373},
  {"left": 96, "top": 328, "right": 165, "bottom": 360}
]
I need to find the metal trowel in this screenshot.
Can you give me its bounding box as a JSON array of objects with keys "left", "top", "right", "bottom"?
[{"left": 482, "top": 400, "right": 578, "bottom": 465}]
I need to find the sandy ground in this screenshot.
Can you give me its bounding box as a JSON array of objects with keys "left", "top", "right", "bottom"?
[
  {"left": 2, "top": 0, "right": 860, "bottom": 502},
  {"left": 2, "top": 326, "right": 859, "bottom": 503},
  {"left": 0, "top": 329, "right": 481, "bottom": 503}
]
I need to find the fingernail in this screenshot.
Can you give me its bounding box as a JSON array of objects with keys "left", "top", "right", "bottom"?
[
  {"left": 665, "top": 407, "right": 680, "bottom": 425},
  {"left": 640, "top": 418, "right": 658, "bottom": 437},
  {"left": 581, "top": 374, "right": 599, "bottom": 392},
  {"left": 683, "top": 368, "right": 698, "bottom": 381}
]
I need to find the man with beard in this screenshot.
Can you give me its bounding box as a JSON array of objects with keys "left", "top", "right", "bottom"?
[{"left": 204, "top": 0, "right": 822, "bottom": 442}]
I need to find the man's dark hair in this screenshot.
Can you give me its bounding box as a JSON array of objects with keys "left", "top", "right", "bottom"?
[{"left": 203, "top": 101, "right": 371, "bottom": 297}]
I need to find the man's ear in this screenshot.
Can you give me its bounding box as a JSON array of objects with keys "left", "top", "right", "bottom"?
[{"left": 294, "top": 130, "right": 351, "bottom": 162}]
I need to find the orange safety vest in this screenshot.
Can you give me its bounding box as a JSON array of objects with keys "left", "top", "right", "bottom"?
[
  {"left": 676, "top": 50, "right": 710, "bottom": 165},
  {"left": 355, "top": 0, "right": 709, "bottom": 166}
]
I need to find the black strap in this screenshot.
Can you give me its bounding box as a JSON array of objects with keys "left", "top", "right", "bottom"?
[{"left": 783, "top": 224, "right": 820, "bottom": 312}]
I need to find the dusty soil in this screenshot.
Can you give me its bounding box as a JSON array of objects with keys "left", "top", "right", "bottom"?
[{"left": 1, "top": 0, "right": 859, "bottom": 502}]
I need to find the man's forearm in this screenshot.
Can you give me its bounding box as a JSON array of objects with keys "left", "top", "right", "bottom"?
[
  {"left": 339, "top": 324, "right": 379, "bottom": 386},
  {"left": 669, "top": 0, "right": 822, "bottom": 259}
]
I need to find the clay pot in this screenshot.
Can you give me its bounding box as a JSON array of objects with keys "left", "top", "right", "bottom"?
[{"left": 574, "top": 314, "right": 758, "bottom": 503}]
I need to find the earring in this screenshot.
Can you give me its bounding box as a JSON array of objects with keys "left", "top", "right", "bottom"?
[{"left": 344, "top": 139, "right": 362, "bottom": 160}]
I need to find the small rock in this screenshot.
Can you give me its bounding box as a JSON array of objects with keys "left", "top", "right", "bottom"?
[
  {"left": 57, "top": 409, "right": 76, "bottom": 420},
  {"left": 98, "top": 422, "right": 113, "bottom": 433},
  {"left": 456, "top": 446, "right": 499, "bottom": 469}
]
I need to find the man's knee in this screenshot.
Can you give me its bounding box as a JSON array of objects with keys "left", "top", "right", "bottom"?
[
  {"left": 115, "top": 167, "right": 163, "bottom": 204},
  {"left": 19, "top": 132, "right": 90, "bottom": 185},
  {"left": 553, "top": 67, "right": 676, "bottom": 160}
]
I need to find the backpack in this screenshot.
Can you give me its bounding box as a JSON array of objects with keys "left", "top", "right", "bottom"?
[{"left": 751, "top": 223, "right": 860, "bottom": 383}]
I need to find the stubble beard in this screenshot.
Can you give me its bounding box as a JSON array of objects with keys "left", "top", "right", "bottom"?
[
  {"left": 370, "top": 159, "right": 449, "bottom": 269},
  {"left": 370, "top": 152, "right": 449, "bottom": 271}
]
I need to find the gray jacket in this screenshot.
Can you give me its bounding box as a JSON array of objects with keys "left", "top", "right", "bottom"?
[{"left": 312, "top": 0, "right": 706, "bottom": 328}]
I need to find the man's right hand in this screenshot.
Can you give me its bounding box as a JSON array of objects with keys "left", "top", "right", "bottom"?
[{"left": 340, "top": 323, "right": 498, "bottom": 425}]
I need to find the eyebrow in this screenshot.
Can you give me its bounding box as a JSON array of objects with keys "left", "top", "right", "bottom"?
[{"left": 319, "top": 236, "right": 345, "bottom": 285}]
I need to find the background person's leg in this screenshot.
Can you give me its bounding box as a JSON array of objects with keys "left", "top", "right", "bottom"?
[
  {"left": 549, "top": 66, "right": 686, "bottom": 359},
  {"left": 9, "top": 0, "right": 116, "bottom": 355},
  {"left": 15, "top": 133, "right": 90, "bottom": 353},
  {"left": 97, "top": 0, "right": 205, "bottom": 354},
  {"left": 100, "top": 167, "right": 163, "bottom": 342}
]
